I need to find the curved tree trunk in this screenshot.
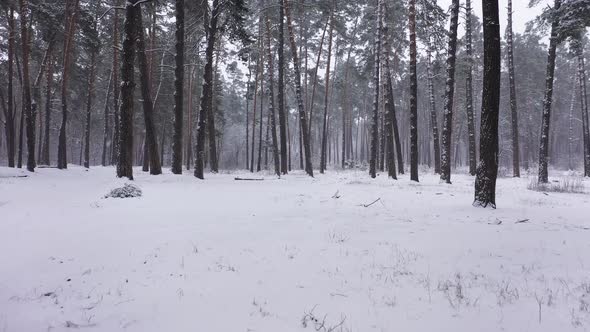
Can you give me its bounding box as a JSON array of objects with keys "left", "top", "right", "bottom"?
[{"left": 439, "top": 0, "right": 460, "bottom": 183}]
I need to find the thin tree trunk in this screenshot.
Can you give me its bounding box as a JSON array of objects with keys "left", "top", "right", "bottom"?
[
  {"left": 408, "top": 0, "right": 418, "bottom": 181},
  {"left": 465, "top": 0, "right": 477, "bottom": 176},
  {"left": 320, "top": 8, "right": 335, "bottom": 174},
  {"left": 277, "top": 0, "right": 288, "bottom": 174},
  {"left": 439, "top": 0, "right": 460, "bottom": 183},
  {"left": 506, "top": 0, "right": 520, "bottom": 177},
  {"left": 426, "top": 36, "right": 440, "bottom": 174},
  {"left": 83, "top": 50, "right": 96, "bottom": 169},
  {"left": 369, "top": 0, "right": 382, "bottom": 179},
  {"left": 308, "top": 20, "right": 329, "bottom": 157},
  {"left": 101, "top": 71, "right": 113, "bottom": 167},
  {"left": 111, "top": 0, "right": 121, "bottom": 165},
  {"left": 257, "top": 30, "right": 265, "bottom": 172},
  {"left": 474, "top": 0, "right": 501, "bottom": 208},
  {"left": 250, "top": 35, "right": 261, "bottom": 172},
  {"left": 265, "top": 16, "right": 281, "bottom": 176},
  {"left": 5, "top": 6, "right": 16, "bottom": 167},
  {"left": 538, "top": 0, "right": 561, "bottom": 184},
  {"left": 382, "top": 11, "right": 397, "bottom": 179},
  {"left": 573, "top": 37, "right": 590, "bottom": 177}
]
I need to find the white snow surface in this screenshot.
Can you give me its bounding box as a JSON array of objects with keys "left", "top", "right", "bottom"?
[{"left": 1, "top": 166, "right": 590, "bottom": 332}]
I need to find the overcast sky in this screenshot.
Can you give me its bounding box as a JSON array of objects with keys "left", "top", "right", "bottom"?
[{"left": 437, "top": 0, "right": 551, "bottom": 34}]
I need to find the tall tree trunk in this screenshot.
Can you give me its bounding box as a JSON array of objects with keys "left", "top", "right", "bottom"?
[
  {"left": 112, "top": 0, "right": 121, "bottom": 165},
  {"left": 250, "top": 34, "right": 262, "bottom": 173},
  {"left": 439, "top": 0, "right": 460, "bottom": 183},
  {"left": 257, "top": 28, "right": 265, "bottom": 173},
  {"left": 33, "top": 35, "right": 55, "bottom": 165},
  {"left": 171, "top": 0, "right": 185, "bottom": 174},
  {"left": 426, "top": 37, "right": 440, "bottom": 174},
  {"left": 308, "top": 20, "right": 329, "bottom": 158},
  {"left": 83, "top": 50, "right": 96, "bottom": 169},
  {"left": 382, "top": 11, "right": 397, "bottom": 179},
  {"left": 277, "top": 0, "right": 288, "bottom": 174},
  {"left": 18, "top": 0, "right": 35, "bottom": 172},
  {"left": 245, "top": 57, "right": 251, "bottom": 170},
  {"left": 136, "top": 4, "right": 162, "bottom": 175},
  {"left": 41, "top": 55, "right": 53, "bottom": 166},
  {"left": 537, "top": 0, "right": 561, "bottom": 184},
  {"left": 568, "top": 74, "right": 577, "bottom": 170},
  {"left": 474, "top": 0, "right": 501, "bottom": 208},
  {"left": 341, "top": 19, "right": 358, "bottom": 168},
  {"left": 573, "top": 37, "right": 590, "bottom": 177},
  {"left": 408, "top": 0, "right": 419, "bottom": 181},
  {"left": 320, "top": 9, "right": 335, "bottom": 174},
  {"left": 265, "top": 16, "right": 281, "bottom": 176},
  {"left": 57, "top": 0, "right": 80, "bottom": 169},
  {"left": 369, "top": 0, "right": 382, "bottom": 179},
  {"left": 506, "top": 0, "right": 520, "bottom": 177},
  {"left": 194, "top": 0, "right": 219, "bottom": 179},
  {"left": 101, "top": 71, "right": 113, "bottom": 166},
  {"left": 116, "top": 1, "right": 139, "bottom": 180},
  {"left": 465, "top": 0, "right": 477, "bottom": 176},
  {"left": 5, "top": 6, "right": 16, "bottom": 167}
]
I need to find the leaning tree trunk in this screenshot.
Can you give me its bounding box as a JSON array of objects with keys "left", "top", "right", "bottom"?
[
  {"left": 538, "top": 0, "right": 561, "bottom": 184},
  {"left": 194, "top": 0, "right": 220, "bottom": 179},
  {"left": 426, "top": 36, "right": 441, "bottom": 174},
  {"left": 320, "top": 10, "right": 335, "bottom": 174},
  {"left": 136, "top": 4, "right": 162, "bottom": 175},
  {"left": 439, "top": 0, "right": 460, "bottom": 183},
  {"left": 474, "top": 0, "right": 501, "bottom": 208},
  {"left": 369, "top": 0, "right": 383, "bottom": 179},
  {"left": 116, "top": 1, "right": 139, "bottom": 180},
  {"left": 18, "top": 0, "right": 35, "bottom": 172},
  {"left": 265, "top": 16, "right": 281, "bottom": 176},
  {"left": 57, "top": 0, "right": 80, "bottom": 169},
  {"left": 506, "top": 0, "right": 520, "bottom": 177},
  {"left": 408, "top": 0, "right": 419, "bottom": 181},
  {"left": 171, "top": 0, "right": 185, "bottom": 174},
  {"left": 465, "top": 0, "right": 477, "bottom": 176}
]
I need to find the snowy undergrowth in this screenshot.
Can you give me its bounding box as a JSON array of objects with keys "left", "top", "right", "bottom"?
[{"left": 1, "top": 166, "right": 589, "bottom": 332}]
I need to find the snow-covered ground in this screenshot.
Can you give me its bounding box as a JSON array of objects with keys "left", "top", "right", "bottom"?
[{"left": 1, "top": 166, "right": 589, "bottom": 332}]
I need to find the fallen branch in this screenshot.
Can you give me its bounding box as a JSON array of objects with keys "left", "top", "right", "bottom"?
[
  {"left": 359, "top": 198, "right": 381, "bottom": 208},
  {"left": 515, "top": 219, "right": 530, "bottom": 224},
  {"left": 234, "top": 177, "right": 264, "bottom": 181},
  {"left": 331, "top": 190, "right": 341, "bottom": 199}
]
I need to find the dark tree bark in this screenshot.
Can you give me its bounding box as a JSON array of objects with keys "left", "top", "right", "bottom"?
[
  {"left": 57, "top": 0, "right": 80, "bottom": 169},
  {"left": 506, "top": 0, "right": 520, "bottom": 177},
  {"left": 571, "top": 37, "right": 590, "bottom": 177},
  {"left": 136, "top": 4, "right": 162, "bottom": 175},
  {"left": 474, "top": 0, "right": 501, "bottom": 208},
  {"left": 465, "top": 0, "right": 477, "bottom": 176},
  {"left": 537, "top": 0, "right": 561, "bottom": 184},
  {"left": 265, "top": 16, "right": 281, "bottom": 176},
  {"left": 111, "top": 0, "right": 121, "bottom": 165},
  {"left": 308, "top": 20, "right": 329, "bottom": 157},
  {"left": 320, "top": 10, "right": 335, "bottom": 174},
  {"left": 4, "top": 6, "right": 16, "bottom": 167},
  {"left": 250, "top": 31, "right": 262, "bottom": 173},
  {"left": 195, "top": 0, "right": 220, "bottom": 179},
  {"left": 18, "top": 0, "right": 35, "bottom": 172},
  {"left": 408, "top": 0, "right": 418, "bottom": 181},
  {"left": 426, "top": 36, "right": 440, "bottom": 174},
  {"left": 33, "top": 35, "right": 55, "bottom": 165},
  {"left": 116, "top": 1, "right": 139, "bottom": 180},
  {"left": 277, "top": 0, "right": 288, "bottom": 174},
  {"left": 369, "top": 0, "right": 382, "bottom": 179},
  {"left": 83, "top": 50, "right": 96, "bottom": 169},
  {"left": 382, "top": 27, "right": 397, "bottom": 179},
  {"left": 101, "top": 71, "right": 113, "bottom": 167},
  {"left": 439, "top": 0, "right": 460, "bottom": 183},
  {"left": 341, "top": 19, "right": 358, "bottom": 168},
  {"left": 171, "top": 0, "right": 185, "bottom": 174}
]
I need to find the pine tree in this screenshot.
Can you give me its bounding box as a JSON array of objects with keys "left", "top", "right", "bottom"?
[
  {"left": 506, "top": 0, "right": 521, "bottom": 177},
  {"left": 171, "top": 0, "right": 185, "bottom": 174}
]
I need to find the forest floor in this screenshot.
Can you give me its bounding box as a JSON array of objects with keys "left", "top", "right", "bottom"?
[{"left": 1, "top": 165, "right": 590, "bottom": 332}]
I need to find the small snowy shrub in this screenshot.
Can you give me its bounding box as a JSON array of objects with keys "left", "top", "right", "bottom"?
[
  {"left": 104, "top": 183, "right": 142, "bottom": 198},
  {"left": 527, "top": 176, "right": 585, "bottom": 194}
]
